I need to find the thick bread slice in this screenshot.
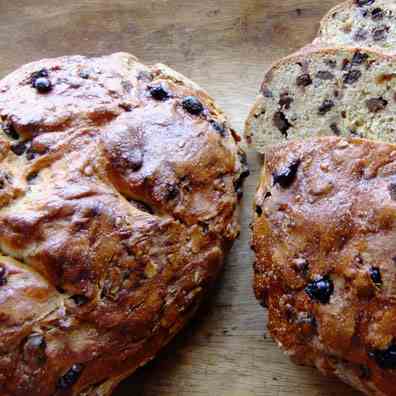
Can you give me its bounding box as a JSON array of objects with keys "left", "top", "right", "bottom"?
[
  {"left": 317, "top": 0, "right": 396, "bottom": 53},
  {"left": 245, "top": 46, "right": 396, "bottom": 153}
]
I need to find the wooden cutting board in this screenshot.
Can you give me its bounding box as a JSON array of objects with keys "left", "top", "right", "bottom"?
[{"left": 0, "top": 1, "right": 361, "bottom": 395}]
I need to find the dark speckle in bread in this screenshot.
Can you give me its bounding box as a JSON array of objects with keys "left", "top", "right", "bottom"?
[
  {"left": 182, "top": 95, "right": 204, "bottom": 115},
  {"left": 296, "top": 73, "right": 313, "bottom": 87},
  {"left": 149, "top": 83, "right": 169, "bottom": 101},
  {"left": 371, "top": 345, "right": 396, "bottom": 369},
  {"left": 57, "top": 364, "right": 84, "bottom": 390},
  {"left": 272, "top": 158, "right": 300, "bottom": 188}
]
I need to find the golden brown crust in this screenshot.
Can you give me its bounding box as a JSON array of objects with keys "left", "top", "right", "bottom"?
[
  {"left": 317, "top": 0, "right": 396, "bottom": 54},
  {"left": 252, "top": 137, "right": 396, "bottom": 396},
  {"left": 0, "top": 53, "right": 246, "bottom": 396}
]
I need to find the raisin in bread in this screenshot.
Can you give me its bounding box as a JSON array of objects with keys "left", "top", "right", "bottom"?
[
  {"left": 0, "top": 53, "right": 247, "bottom": 396},
  {"left": 245, "top": 46, "right": 396, "bottom": 154},
  {"left": 253, "top": 136, "right": 396, "bottom": 396},
  {"left": 317, "top": 0, "right": 396, "bottom": 53}
]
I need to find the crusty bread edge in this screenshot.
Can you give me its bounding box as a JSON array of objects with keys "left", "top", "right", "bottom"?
[{"left": 316, "top": 0, "right": 355, "bottom": 39}]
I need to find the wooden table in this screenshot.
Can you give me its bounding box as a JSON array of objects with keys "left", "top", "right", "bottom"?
[{"left": 0, "top": 1, "right": 361, "bottom": 395}]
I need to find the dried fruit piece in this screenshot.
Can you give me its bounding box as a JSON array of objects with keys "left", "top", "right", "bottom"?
[
  {"left": 234, "top": 163, "right": 250, "bottom": 200},
  {"left": 279, "top": 93, "right": 293, "bottom": 109},
  {"left": 373, "top": 26, "right": 389, "bottom": 41},
  {"left": 78, "top": 70, "right": 90, "bottom": 79},
  {"left": 0, "top": 264, "right": 6, "bottom": 286},
  {"left": 273, "top": 111, "right": 291, "bottom": 136},
  {"left": 366, "top": 97, "right": 388, "bottom": 112},
  {"left": 273, "top": 159, "right": 300, "bottom": 188},
  {"left": 305, "top": 276, "right": 334, "bottom": 304},
  {"left": 149, "top": 84, "right": 169, "bottom": 101},
  {"left": 369, "top": 267, "right": 382, "bottom": 286},
  {"left": 343, "top": 69, "right": 362, "bottom": 84},
  {"left": 2, "top": 122, "right": 19, "bottom": 140},
  {"left": 356, "top": 0, "right": 375, "bottom": 6},
  {"left": 10, "top": 142, "right": 27, "bottom": 156},
  {"left": 342, "top": 58, "right": 351, "bottom": 70},
  {"left": 26, "top": 172, "right": 38, "bottom": 182},
  {"left": 33, "top": 77, "right": 52, "bottom": 93},
  {"left": 293, "top": 258, "right": 309, "bottom": 274},
  {"left": 330, "top": 123, "right": 341, "bottom": 135},
  {"left": 209, "top": 120, "right": 227, "bottom": 137},
  {"left": 262, "top": 87, "right": 273, "bottom": 97},
  {"left": 255, "top": 205, "right": 263, "bottom": 216},
  {"left": 352, "top": 51, "right": 369, "bottom": 65},
  {"left": 296, "top": 74, "right": 312, "bottom": 87},
  {"left": 318, "top": 99, "right": 335, "bottom": 115},
  {"left": 71, "top": 295, "right": 90, "bottom": 306},
  {"left": 182, "top": 96, "right": 204, "bottom": 115},
  {"left": 24, "top": 334, "right": 47, "bottom": 365},
  {"left": 164, "top": 184, "right": 179, "bottom": 201},
  {"left": 371, "top": 8, "right": 384, "bottom": 20},
  {"left": 57, "top": 364, "right": 84, "bottom": 389},
  {"left": 371, "top": 344, "right": 396, "bottom": 369},
  {"left": 31, "top": 68, "right": 49, "bottom": 84},
  {"left": 324, "top": 59, "right": 337, "bottom": 68},
  {"left": 388, "top": 183, "right": 396, "bottom": 200}
]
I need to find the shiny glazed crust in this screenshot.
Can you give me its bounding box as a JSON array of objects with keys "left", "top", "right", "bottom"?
[
  {"left": 0, "top": 53, "right": 246, "bottom": 396},
  {"left": 252, "top": 137, "right": 396, "bottom": 396}
]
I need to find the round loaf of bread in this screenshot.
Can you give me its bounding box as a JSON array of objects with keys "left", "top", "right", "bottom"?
[
  {"left": 252, "top": 136, "right": 396, "bottom": 395},
  {"left": 0, "top": 53, "right": 247, "bottom": 396}
]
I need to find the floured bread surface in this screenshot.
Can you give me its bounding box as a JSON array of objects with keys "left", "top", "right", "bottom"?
[
  {"left": 0, "top": 53, "right": 247, "bottom": 396},
  {"left": 246, "top": 46, "right": 396, "bottom": 153},
  {"left": 252, "top": 136, "right": 396, "bottom": 396},
  {"left": 318, "top": 0, "right": 396, "bottom": 53}
]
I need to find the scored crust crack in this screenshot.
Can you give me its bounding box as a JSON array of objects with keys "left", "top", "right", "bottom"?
[{"left": 0, "top": 52, "right": 247, "bottom": 396}]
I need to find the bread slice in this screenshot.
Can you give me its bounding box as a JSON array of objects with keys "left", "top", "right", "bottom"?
[
  {"left": 317, "top": 0, "right": 396, "bottom": 53},
  {"left": 245, "top": 46, "right": 396, "bottom": 153}
]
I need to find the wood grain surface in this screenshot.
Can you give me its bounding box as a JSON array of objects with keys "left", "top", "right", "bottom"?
[{"left": 0, "top": 1, "right": 361, "bottom": 395}]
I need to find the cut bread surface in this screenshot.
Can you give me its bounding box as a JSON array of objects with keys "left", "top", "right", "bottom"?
[
  {"left": 246, "top": 46, "right": 396, "bottom": 153},
  {"left": 318, "top": 0, "right": 396, "bottom": 54}
]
